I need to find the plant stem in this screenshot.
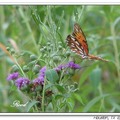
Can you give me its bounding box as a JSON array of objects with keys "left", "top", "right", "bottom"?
[
  {"left": 0, "top": 6, "right": 5, "bottom": 34},
  {"left": 18, "top": 6, "right": 39, "bottom": 55},
  {"left": 14, "top": 56, "right": 26, "bottom": 77},
  {"left": 78, "top": 5, "right": 85, "bottom": 21},
  {"left": 110, "top": 23, "right": 120, "bottom": 84},
  {"left": 41, "top": 78, "right": 46, "bottom": 112},
  {"left": 98, "top": 83, "right": 105, "bottom": 112}
]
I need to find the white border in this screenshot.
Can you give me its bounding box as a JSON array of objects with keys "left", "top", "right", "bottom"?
[
  {"left": 0, "top": 2, "right": 120, "bottom": 5},
  {"left": 0, "top": 113, "right": 120, "bottom": 115},
  {"left": 0, "top": 0, "right": 120, "bottom": 5}
]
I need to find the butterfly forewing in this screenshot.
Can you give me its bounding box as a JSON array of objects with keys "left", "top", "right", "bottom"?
[
  {"left": 66, "top": 23, "right": 89, "bottom": 58},
  {"left": 66, "top": 23, "right": 109, "bottom": 62},
  {"left": 73, "top": 23, "right": 89, "bottom": 56},
  {"left": 73, "top": 23, "right": 86, "bottom": 39}
]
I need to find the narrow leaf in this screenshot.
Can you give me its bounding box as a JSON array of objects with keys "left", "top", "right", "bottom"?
[
  {"left": 26, "top": 100, "right": 39, "bottom": 112},
  {"left": 83, "top": 94, "right": 110, "bottom": 112},
  {"left": 90, "top": 67, "right": 101, "bottom": 91}
]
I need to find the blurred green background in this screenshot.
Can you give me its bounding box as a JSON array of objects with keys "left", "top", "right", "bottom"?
[{"left": 0, "top": 5, "right": 120, "bottom": 112}]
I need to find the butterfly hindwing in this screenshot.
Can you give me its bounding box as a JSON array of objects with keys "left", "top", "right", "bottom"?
[
  {"left": 66, "top": 23, "right": 89, "bottom": 58},
  {"left": 66, "top": 34, "right": 87, "bottom": 58},
  {"left": 66, "top": 23, "right": 109, "bottom": 62}
]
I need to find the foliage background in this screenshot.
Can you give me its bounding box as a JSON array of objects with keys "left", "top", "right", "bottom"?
[{"left": 0, "top": 5, "right": 120, "bottom": 112}]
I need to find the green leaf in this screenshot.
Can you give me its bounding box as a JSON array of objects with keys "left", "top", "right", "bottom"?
[
  {"left": 55, "top": 84, "right": 66, "bottom": 93},
  {"left": 67, "top": 97, "right": 75, "bottom": 112},
  {"left": 59, "top": 102, "right": 66, "bottom": 109},
  {"left": 79, "top": 62, "right": 98, "bottom": 87},
  {"left": 45, "top": 83, "right": 54, "bottom": 90},
  {"left": 46, "top": 103, "right": 53, "bottom": 112},
  {"left": 26, "top": 100, "right": 39, "bottom": 112},
  {"left": 73, "top": 93, "right": 85, "bottom": 105},
  {"left": 46, "top": 69, "right": 59, "bottom": 83},
  {"left": 55, "top": 94, "right": 64, "bottom": 100},
  {"left": 108, "top": 98, "right": 120, "bottom": 111},
  {"left": 89, "top": 67, "right": 101, "bottom": 91},
  {"left": 113, "top": 17, "right": 120, "bottom": 28},
  {"left": 83, "top": 94, "right": 110, "bottom": 112}
]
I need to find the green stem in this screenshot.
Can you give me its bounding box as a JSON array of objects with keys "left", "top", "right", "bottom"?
[
  {"left": 110, "top": 23, "right": 120, "bottom": 84},
  {"left": 78, "top": 5, "right": 85, "bottom": 21},
  {"left": 41, "top": 78, "right": 46, "bottom": 112},
  {"left": 18, "top": 7, "right": 39, "bottom": 55},
  {"left": 98, "top": 83, "right": 105, "bottom": 112},
  {"left": 0, "top": 6, "right": 5, "bottom": 34},
  {"left": 14, "top": 57, "right": 26, "bottom": 77}
]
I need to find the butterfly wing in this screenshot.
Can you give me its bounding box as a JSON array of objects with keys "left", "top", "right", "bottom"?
[
  {"left": 66, "top": 23, "right": 89, "bottom": 59},
  {"left": 66, "top": 23, "right": 109, "bottom": 62},
  {"left": 73, "top": 23, "right": 86, "bottom": 39},
  {"left": 66, "top": 35, "right": 84, "bottom": 56},
  {"left": 73, "top": 23, "right": 89, "bottom": 56}
]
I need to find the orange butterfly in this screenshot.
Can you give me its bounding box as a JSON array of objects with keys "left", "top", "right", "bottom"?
[{"left": 66, "top": 23, "right": 109, "bottom": 62}]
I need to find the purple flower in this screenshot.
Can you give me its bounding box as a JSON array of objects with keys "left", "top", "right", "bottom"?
[
  {"left": 54, "top": 64, "right": 67, "bottom": 72},
  {"left": 15, "top": 77, "right": 30, "bottom": 89},
  {"left": 39, "top": 66, "right": 46, "bottom": 77},
  {"left": 67, "top": 61, "right": 81, "bottom": 69},
  {"left": 7, "top": 72, "right": 19, "bottom": 81},
  {"left": 54, "top": 61, "right": 80, "bottom": 72},
  {"left": 33, "top": 76, "right": 44, "bottom": 85},
  {"left": 33, "top": 66, "right": 46, "bottom": 85}
]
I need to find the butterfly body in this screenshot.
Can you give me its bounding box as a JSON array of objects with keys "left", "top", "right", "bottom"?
[
  {"left": 66, "top": 23, "right": 108, "bottom": 62},
  {"left": 88, "top": 54, "right": 108, "bottom": 62}
]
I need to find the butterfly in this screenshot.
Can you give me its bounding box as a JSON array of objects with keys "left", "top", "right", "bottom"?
[{"left": 66, "top": 23, "right": 109, "bottom": 62}]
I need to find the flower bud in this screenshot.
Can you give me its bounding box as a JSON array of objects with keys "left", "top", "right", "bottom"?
[
  {"left": 30, "top": 54, "right": 37, "bottom": 61},
  {"left": 23, "top": 65, "right": 29, "bottom": 72},
  {"left": 47, "top": 42, "right": 51, "bottom": 46},
  {"left": 58, "top": 45, "right": 62, "bottom": 50},
  {"left": 10, "top": 48, "right": 15, "bottom": 55},
  {"left": 66, "top": 51, "right": 71, "bottom": 57},
  {"left": 53, "top": 56, "right": 60, "bottom": 63},
  {"left": 11, "top": 65, "right": 19, "bottom": 72},
  {"left": 28, "top": 60, "right": 37, "bottom": 67},
  {"left": 43, "top": 46, "right": 47, "bottom": 51},
  {"left": 40, "top": 48, "right": 45, "bottom": 52},
  {"left": 6, "top": 47, "right": 10, "bottom": 51},
  {"left": 33, "top": 65, "right": 40, "bottom": 74}
]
